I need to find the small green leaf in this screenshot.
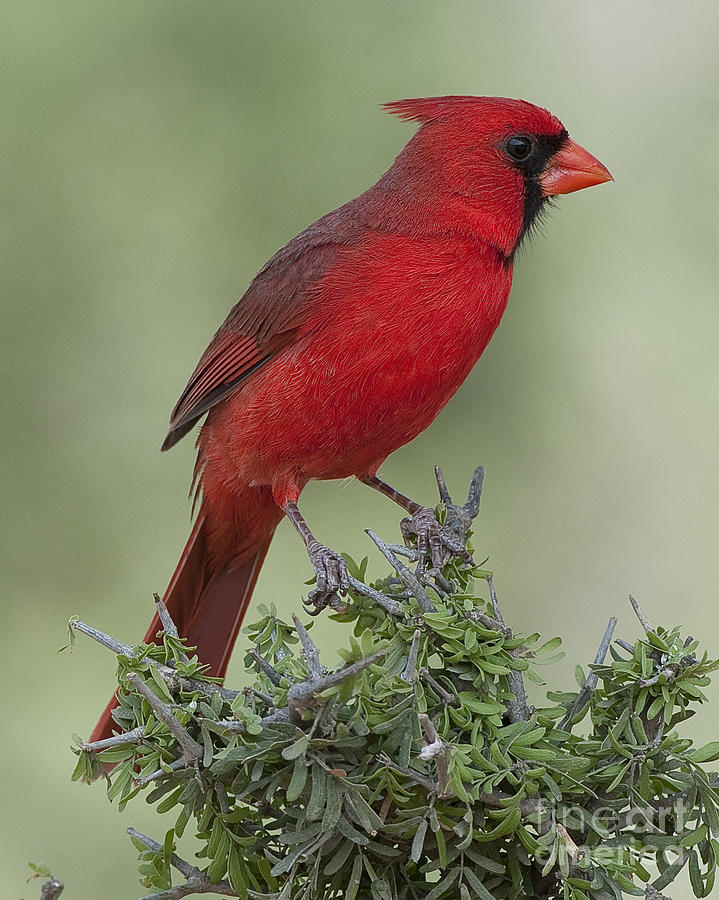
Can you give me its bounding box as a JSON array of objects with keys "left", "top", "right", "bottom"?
[
  {"left": 681, "top": 825, "right": 708, "bottom": 848},
  {"left": 411, "top": 819, "right": 428, "bottom": 863},
  {"left": 688, "top": 742, "right": 719, "bottom": 764},
  {"left": 688, "top": 851, "right": 704, "bottom": 898},
  {"left": 306, "top": 764, "right": 327, "bottom": 821},
  {"left": 426, "top": 867, "right": 459, "bottom": 900},
  {"left": 227, "top": 845, "right": 247, "bottom": 898},
  {"left": 464, "top": 867, "right": 499, "bottom": 899},
  {"left": 325, "top": 839, "right": 354, "bottom": 876},
  {"left": 337, "top": 815, "right": 370, "bottom": 846},
  {"left": 323, "top": 776, "right": 343, "bottom": 830},
  {"left": 286, "top": 756, "right": 308, "bottom": 802},
  {"left": 345, "top": 853, "right": 364, "bottom": 900},
  {"left": 282, "top": 734, "right": 309, "bottom": 760},
  {"left": 28, "top": 862, "right": 52, "bottom": 878}
]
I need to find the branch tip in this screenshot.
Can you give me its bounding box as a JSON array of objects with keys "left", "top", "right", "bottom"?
[
  {"left": 126, "top": 672, "right": 202, "bottom": 764},
  {"left": 82, "top": 725, "right": 147, "bottom": 753},
  {"left": 249, "top": 648, "right": 283, "bottom": 686},
  {"left": 69, "top": 620, "right": 133, "bottom": 657},
  {"left": 292, "top": 613, "right": 322, "bottom": 678},
  {"left": 366, "top": 529, "right": 435, "bottom": 613},
  {"left": 561, "top": 616, "right": 618, "bottom": 731},
  {"left": 39, "top": 877, "right": 64, "bottom": 900},
  {"left": 629, "top": 594, "right": 654, "bottom": 634},
  {"left": 347, "top": 574, "right": 404, "bottom": 617},
  {"left": 418, "top": 714, "right": 450, "bottom": 797},
  {"left": 464, "top": 465, "right": 485, "bottom": 518},
  {"left": 127, "top": 828, "right": 238, "bottom": 899},
  {"left": 153, "top": 594, "right": 189, "bottom": 663},
  {"left": 401, "top": 630, "right": 422, "bottom": 683}
]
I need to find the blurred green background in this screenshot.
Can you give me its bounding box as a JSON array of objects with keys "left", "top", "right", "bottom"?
[{"left": 3, "top": 1, "right": 719, "bottom": 897}]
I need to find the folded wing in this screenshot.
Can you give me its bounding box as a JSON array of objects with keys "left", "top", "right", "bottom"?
[{"left": 161, "top": 218, "right": 359, "bottom": 451}]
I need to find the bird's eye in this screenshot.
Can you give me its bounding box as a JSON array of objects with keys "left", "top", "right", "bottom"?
[{"left": 505, "top": 136, "right": 534, "bottom": 162}]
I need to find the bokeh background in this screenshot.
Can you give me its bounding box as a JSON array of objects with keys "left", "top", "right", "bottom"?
[{"left": 3, "top": 2, "right": 719, "bottom": 897}]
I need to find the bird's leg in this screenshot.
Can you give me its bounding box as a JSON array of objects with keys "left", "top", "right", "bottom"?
[
  {"left": 360, "top": 475, "right": 440, "bottom": 570},
  {"left": 284, "top": 501, "right": 350, "bottom": 615},
  {"left": 360, "top": 471, "right": 479, "bottom": 573},
  {"left": 359, "top": 475, "right": 423, "bottom": 516}
]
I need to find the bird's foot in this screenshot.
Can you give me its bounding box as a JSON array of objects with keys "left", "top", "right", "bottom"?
[
  {"left": 303, "top": 539, "right": 351, "bottom": 616},
  {"left": 400, "top": 506, "right": 474, "bottom": 574}
]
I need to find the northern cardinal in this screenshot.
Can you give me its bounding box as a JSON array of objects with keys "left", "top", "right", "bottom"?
[{"left": 91, "top": 96, "right": 611, "bottom": 741}]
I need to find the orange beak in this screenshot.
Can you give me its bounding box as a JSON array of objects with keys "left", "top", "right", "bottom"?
[{"left": 540, "top": 139, "right": 613, "bottom": 196}]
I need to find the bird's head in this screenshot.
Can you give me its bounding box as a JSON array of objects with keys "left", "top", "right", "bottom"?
[{"left": 383, "top": 95, "right": 612, "bottom": 258}]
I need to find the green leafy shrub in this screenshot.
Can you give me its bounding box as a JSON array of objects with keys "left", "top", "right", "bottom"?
[{"left": 71, "top": 468, "right": 719, "bottom": 900}]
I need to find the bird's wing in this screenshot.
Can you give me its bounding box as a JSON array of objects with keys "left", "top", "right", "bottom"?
[{"left": 162, "top": 219, "right": 357, "bottom": 450}]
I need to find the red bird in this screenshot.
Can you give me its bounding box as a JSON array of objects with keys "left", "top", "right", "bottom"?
[{"left": 92, "top": 96, "right": 611, "bottom": 741}]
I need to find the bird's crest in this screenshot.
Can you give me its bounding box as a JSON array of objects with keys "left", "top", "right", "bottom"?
[{"left": 383, "top": 96, "right": 474, "bottom": 123}]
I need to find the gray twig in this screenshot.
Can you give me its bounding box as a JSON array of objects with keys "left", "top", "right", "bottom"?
[
  {"left": 292, "top": 614, "right": 322, "bottom": 678},
  {"left": 486, "top": 574, "right": 504, "bottom": 626},
  {"left": 649, "top": 717, "right": 665, "bottom": 748},
  {"left": 418, "top": 713, "right": 450, "bottom": 798},
  {"left": 645, "top": 886, "right": 673, "bottom": 900},
  {"left": 153, "top": 593, "right": 189, "bottom": 664},
  {"left": 465, "top": 608, "right": 510, "bottom": 636},
  {"left": 379, "top": 752, "right": 547, "bottom": 819},
  {"left": 484, "top": 574, "right": 529, "bottom": 723},
  {"left": 377, "top": 753, "right": 437, "bottom": 793},
  {"left": 288, "top": 650, "right": 386, "bottom": 714},
  {"left": 259, "top": 707, "right": 292, "bottom": 725},
  {"left": 480, "top": 790, "right": 546, "bottom": 820},
  {"left": 158, "top": 668, "right": 239, "bottom": 702},
  {"left": 560, "top": 617, "right": 618, "bottom": 730},
  {"left": 638, "top": 665, "right": 680, "bottom": 689},
  {"left": 382, "top": 543, "right": 420, "bottom": 562},
  {"left": 348, "top": 575, "right": 405, "bottom": 617},
  {"left": 214, "top": 719, "right": 246, "bottom": 733},
  {"left": 425, "top": 569, "right": 454, "bottom": 597},
  {"left": 629, "top": 595, "right": 654, "bottom": 634},
  {"left": 82, "top": 725, "right": 147, "bottom": 753},
  {"left": 402, "top": 630, "right": 422, "bottom": 683},
  {"left": 464, "top": 465, "right": 485, "bottom": 518},
  {"left": 217, "top": 705, "right": 292, "bottom": 732},
  {"left": 152, "top": 593, "right": 179, "bottom": 640},
  {"left": 434, "top": 464, "right": 484, "bottom": 520},
  {"left": 69, "top": 620, "right": 133, "bottom": 656},
  {"left": 127, "top": 828, "right": 238, "bottom": 900},
  {"left": 134, "top": 756, "right": 188, "bottom": 788},
  {"left": 505, "top": 664, "right": 530, "bottom": 724},
  {"left": 243, "top": 685, "right": 275, "bottom": 707},
  {"left": 126, "top": 673, "right": 202, "bottom": 765},
  {"left": 367, "top": 530, "right": 435, "bottom": 613},
  {"left": 434, "top": 466, "right": 453, "bottom": 506},
  {"left": 39, "top": 877, "right": 64, "bottom": 900},
  {"left": 434, "top": 465, "right": 485, "bottom": 550},
  {"left": 615, "top": 638, "right": 634, "bottom": 653},
  {"left": 72, "top": 617, "right": 239, "bottom": 703},
  {"left": 419, "top": 667, "right": 457, "bottom": 705},
  {"left": 249, "top": 649, "right": 283, "bottom": 686}
]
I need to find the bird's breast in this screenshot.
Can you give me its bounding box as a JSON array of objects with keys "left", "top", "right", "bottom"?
[{"left": 205, "top": 233, "right": 512, "bottom": 485}]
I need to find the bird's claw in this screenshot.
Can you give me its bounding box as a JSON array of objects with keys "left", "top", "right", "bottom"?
[
  {"left": 400, "top": 506, "right": 474, "bottom": 574},
  {"left": 303, "top": 540, "right": 351, "bottom": 615}
]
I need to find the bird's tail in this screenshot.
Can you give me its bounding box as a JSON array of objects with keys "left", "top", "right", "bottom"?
[{"left": 89, "top": 510, "right": 275, "bottom": 744}]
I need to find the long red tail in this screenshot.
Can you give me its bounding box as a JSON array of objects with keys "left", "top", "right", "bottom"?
[{"left": 89, "top": 515, "right": 273, "bottom": 743}]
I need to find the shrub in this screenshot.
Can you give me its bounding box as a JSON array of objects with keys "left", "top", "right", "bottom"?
[{"left": 71, "top": 468, "right": 719, "bottom": 900}]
